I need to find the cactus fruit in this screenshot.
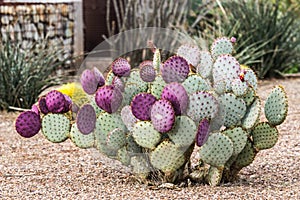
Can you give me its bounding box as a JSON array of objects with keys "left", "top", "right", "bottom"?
[
  {"left": 111, "top": 57, "right": 131, "bottom": 77},
  {"left": 95, "top": 85, "right": 123, "bottom": 114},
  {"left": 76, "top": 104, "right": 96, "bottom": 135},
  {"left": 161, "top": 55, "right": 189, "bottom": 83},
  {"left": 131, "top": 93, "right": 156, "bottom": 121},
  {"left": 264, "top": 86, "right": 288, "bottom": 126},
  {"left": 15, "top": 111, "right": 41, "bottom": 138},
  {"left": 15, "top": 36, "right": 288, "bottom": 186},
  {"left": 150, "top": 99, "right": 175, "bottom": 133},
  {"left": 161, "top": 82, "right": 188, "bottom": 115}
]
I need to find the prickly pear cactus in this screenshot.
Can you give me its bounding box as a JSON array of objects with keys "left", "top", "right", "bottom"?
[{"left": 15, "top": 36, "right": 288, "bottom": 187}]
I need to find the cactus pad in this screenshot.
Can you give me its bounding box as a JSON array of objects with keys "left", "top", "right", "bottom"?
[
  {"left": 252, "top": 122, "right": 279, "bottom": 150},
  {"left": 106, "top": 128, "right": 127, "bottom": 150},
  {"left": 80, "top": 69, "right": 98, "bottom": 95},
  {"left": 121, "top": 106, "right": 138, "bottom": 131},
  {"left": 233, "top": 140, "right": 256, "bottom": 168},
  {"left": 111, "top": 57, "right": 131, "bottom": 77},
  {"left": 112, "top": 76, "right": 125, "bottom": 92},
  {"left": 150, "top": 99, "right": 175, "bottom": 133},
  {"left": 222, "top": 127, "right": 248, "bottom": 156},
  {"left": 199, "top": 132, "right": 233, "bottom": 167},
  {"left": 38, "top": 97, "right": 49, "bottom": 114},
  {"left": 131, "top": 93, "right": 156, "bottom": 121},
  {"left": 131, "top": 156, "right": 150, "bottom": 179},
  {"left": 264, "top": 86, "right": 288, "bottom": 126},
  {"left": 242, "top": 98, "right": 261, "bottom": 129},
  {"left": 243, "top": 87, "right": 256, "bottom": 106},
  {"left": 161, "top": 82, "right": 188, "bottom": 115},
  {"left": 177, "top": 44, "right": 201, "bottom": 67},
  {"left": 76, "top": 104, "right": 96, "bottom": 135},
  {"left": 182, "top": 74, "right": 211, "bottom": 95},
  {"left": 205, "top": 166, "right": 223, "bottom": 186},
  {"left": 219, "top": 93, "right": 246, "bottom": 127},
  {"left": 211, "top": 37, "right": 233, "bottom": 59},
  {"left": 167, "top": 116, "right": 197, "bottom": 147},
  {"left": 196, "top": 51, "right": 214, "bottom": 79},
  {"left": 41, "top": 114, "right": 70, "bottom": 143},
  {"left": 139, "top": 60, "right": 156, "bottom": 82},
  {"left": 45, "top": 90, "right": 66, "bottom": 113},
  {"left": 150, "top": 141, "right": 186, "bottom": 173},
  {"left": 93, "top": 67, "right": 105, "bottom": 87},
  {"left": 161, "top": 55, "right": 189, "bottom": 83},
  {"left": 132, "top": 121, "right": 161, "bottom": 149},
  {"left": 232, "top": 78, "right": 248, "bottom": 96},
  {"left": 95, "top": 85, "right": 123, "bottom": 114},
  {"left": 117, "top": 146, "right": 131, "bottom": 166},
  {"left": 153, "top": 48, "right": 161, "bottom": 71},
  {"left": 150, "top": 75, "right": 166, "bottom": 99},
  {"left": 196, "top": 118, "right": 210, "bottom": 147},
  {"left": 187, "top": 91, "right": 218, "bottom": 123},
  {"left": 15, "top": 111, "right": 41, "bottom": 138},
  {"left": 31, "top": 104, "right": 40, "bottom": 116},
  {"left": 70, "top": 124, "right": 95, "bottom": 148},
  {"left": 243, "top": 68, "right": 257, "bottom": 91}
]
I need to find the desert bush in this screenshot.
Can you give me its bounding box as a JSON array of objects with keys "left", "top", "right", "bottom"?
[{"left": 0, "top": 39, "right": 71, "bottom": 110}]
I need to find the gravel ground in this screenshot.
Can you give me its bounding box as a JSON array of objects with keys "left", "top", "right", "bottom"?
[{"left": 0, "top": 78, "right": 300, "bottom": 200}]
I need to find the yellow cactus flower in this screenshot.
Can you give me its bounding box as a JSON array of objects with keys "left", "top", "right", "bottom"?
[{"left": 57, "top": 82, "right": 89, "bottom": 106}]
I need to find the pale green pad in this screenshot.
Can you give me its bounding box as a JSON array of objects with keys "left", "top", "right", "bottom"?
[
  {"left": 211, "top": 37, "right": 233, "bottom": 59},
  {"left": 150, "top": 75, "right": 166, "bottom": 99},
  {"left": 232, "top": 78, "right": 248, "bottom": 97},
  {"left": 233, "top": 140, "right": 256, "bottom": 168},
  {"left": 105, "top": 70, "right": 115, "bottom": 85},
  {"left": 199, "top": 132, "right": 233, "bottom": 167},
  {"left": 243, "top": 87, "right": 256, "bottom": 106},
  {"left": 196, "top": 51, "right": 213, "bottom": 78},
  {"left": 244, "top": 68, "right": 257, "bottom": 91},
  {"left": 182, "top": 74, "right": 211, "bottom": 95},
  {"left": 219, "top": 93, "right": 246, "bottom": 127},
  {"left": 130, "top": 156, "right": 150, "bottom": 178},
  {"left": 242, "top": 97, "right": 261, "bottom": 129},
  {"left": 132, "top": 121, "right": 161, "bottom": 150},
  {"left": 222, "top": 127, "right": 248, "bottom": 156},
  {"left": 177, "top": 44, "right": 201, "bottom": 67},
  {"left": 153, "top": 49, "right": 161, "bottom": 72},
  {"left": 252, "top": 122, "right": 279, "bottom": 150},
  {"left": 70, "top": 124, "right": 95, "bottom": 148},
  {"left": 106, "top": 128, "right": 127, "bottom": 150},
  {"left": 264, "top": 86, "right": 288, "bottom": 126},
  {"left": 167, "top": 116, "right": 197, "bottom": 147},
  {"left": 117, "top": 146, "right": 131, "bottom": 166},
  {"left": 150, "top": 141, "right": 186, "bottom": 173},
  {"left": 41, "top": 114, "right": 70, "bottom": 143},
  {"left": 205, "top": 166, "right": 223, "bottom": 186}
]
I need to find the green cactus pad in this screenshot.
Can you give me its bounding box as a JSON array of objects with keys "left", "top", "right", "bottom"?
[
  {"left": 233, "top": 139, "right": 256, "bottom": 168},
  {"left": 205, "top": 166, "right": 223, "bottom": 186},
  {"left": 212, "top": 55, "right": 241, "bottom": 89},
  {"left": 126, "top": 135, "right": 142, "bottom": 155},
  {"left": 219, "top": 93, "right": 247, "bottom": 127},
  {"left": 177, "top": 44, "right": 201, "bottom": 67},
  {"left": 252, "top": 122, "right": 279, "bottom": 150},
  {"left": 182, "top": 74, "right": 211, "bottom": 95},
  {"left": 211, "top": 37, "right": 233, "bottom": 59},
  {"left": 187, "top": 91, "right": 219, "bottom": 123},
  {"left": 150, "top": 75, "right": 166, "bottom": 99},
  {"left": 70, "top": 124, "right": 95, "bottom": 148},
  {"left": 242, "top": 97, "right": 261, "bottom": 129},
  {"left": 213, "top": 80, "right": 227, "bottom": 95},
  {"left": 264, "top": 86, "right": 288, "bottom": 126},
  {"left": 243, "top": 68, "right": 257, "bottom": 91},
  {"left": 167, "top": 116, "right": 197, "bottom": 147},
  {"left": 121, "top": 105, "right": 138, "bottom": 131},
  {"left": 90, "top": 97, "right": 103, "bottom": 116},
  {"left": 150, "top": 141, "right": 186, "bottom": 173},
  {"left": 243, "top": 87, "right": 256, "bottom": 106},
  {"left": 199, "top": 132, "right": 233, "bottom": 167},
  {"left": 41, "top": 114, "right": 70, "bottom": 143},
  {"left": 196, "top": 51, "right": 213, "bottom": 78},
  {"left": 105, "top": 70, "right": 116, "bottom": 85},
  {"left": 117, "top": 146, "right": 131, "bottom": 166},
  {"left": 131, "top": 156, "right": 150, "bottom": 179},
  {"left": 106, "top": 128, "right": 127, "bottom": 150},
  {"left": 131, "top": 121, "right": 161, "bottom": 150},
  {"left": 153, "top": 49, "right": 161, "bottom": 72},
  {"left": 232, "top": 78, "right": 249, "bottom": 97},
  {"left": 209, "top": 101, "right": 226, "bottom": 131},
  {"left": 222, "top": 127, "right": 248, "bottom": 156}
]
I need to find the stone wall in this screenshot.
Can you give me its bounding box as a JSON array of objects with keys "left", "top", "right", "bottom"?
[{"left": 0, "top": 3, "right": 75, "bottom": 61}]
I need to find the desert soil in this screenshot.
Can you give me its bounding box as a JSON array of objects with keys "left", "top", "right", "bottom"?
[{"left": 0, "top": 78, "right": 299, "bottom": 200}]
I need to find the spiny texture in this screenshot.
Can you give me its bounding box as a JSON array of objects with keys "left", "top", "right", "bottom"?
[
  {"left": 131, "top": 93, "right": 156, "bottom": 121},
  {"left": 45, "top": 90, "right": 67, "bottom": 113},
  {"left": 15, "top": 111, "right": 41, "bottom": 138},
  {"left": 111, "top": 57, "right": 131, "bottom": 77},
  {"left": 139, "top": 60, "right": 156, "bottom": 82},
  {"left": 76, "top": 104, "right": 96, "bottom": 135},
  {"left": 161, "top": 55, "right": 189, "bottom": 83},
  {"left": 95, "top": 85, "right": 123, "bottom": 114}
]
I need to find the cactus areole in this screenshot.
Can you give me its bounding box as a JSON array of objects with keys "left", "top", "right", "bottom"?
[{"left": 15, "top": 36, "right": 288, "bottom": 186}]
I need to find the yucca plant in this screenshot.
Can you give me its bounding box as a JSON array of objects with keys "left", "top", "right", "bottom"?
[
  {"left": 0, "top": 39, "right": 71, "bottom": 110},
  {"left": 193, "top": 0, "right": 300, "bottom": 78}
]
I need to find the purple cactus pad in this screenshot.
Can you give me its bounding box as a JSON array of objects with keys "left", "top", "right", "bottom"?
[
  {"left": 112, "top": 76, "right": 125, "bottom": 92},
  {"left": 95, "top": 85, "right": 123, "bottom": 114},
  {"left": 80, "top": 69, "right": 98, "bottom": 95},
  {"left": 38, "top": 97, "right": 49, "bottom": 114},
  {"left": 76, "top": 104, "right": 96, "bottom": 135},
  {"left": 93, "top": 67, "right": 105, "bottom": 87},
  {"left": 111, "top": 57, "right": 131, "bottom": 77},
  {"left": 196, "top": 118, "right": 210, "bottom": 147},
  {"left": 71, "top": 103, "right": 79, "bottom": 113},
  {"left": 15, "top": 111, "right": 41, "bottom": 138},
  {"left": 63, "top": 94, "right": 72, "bottom": 113},
  {"left": 139, "top": 61, "right": 156, "bottom": 82},
  {"left": 31, "top": 104, "right": 40, "bottom": 115},
  {"left": 150, "top": 99, "right": 175, "bottom": 133},
  {"left": 131, "top": 93, "right": 157, "bottom": 121},
  {"left": 161, "top": 82, "right": 188, "bottom": 115},
  {"left": 161, "top": 55, "right": 189, "bottom": 83},
  {"left": 45, "top": 90, "right": 66, "bottom": 113}
]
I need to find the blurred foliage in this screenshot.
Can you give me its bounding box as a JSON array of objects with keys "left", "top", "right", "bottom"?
[{"left": 0, "top": 39, "right": 71, "bottom": 110}]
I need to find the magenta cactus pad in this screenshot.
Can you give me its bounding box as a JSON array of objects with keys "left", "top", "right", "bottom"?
[
  {"left": 15, "top": 110, "right": 41, "bottom": 138},
  {"left": 95, "top": 85, "right": 123, "bottom": 114},
  {"left": 131, "top": 93, "right": 157, "bottom": 121}
]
